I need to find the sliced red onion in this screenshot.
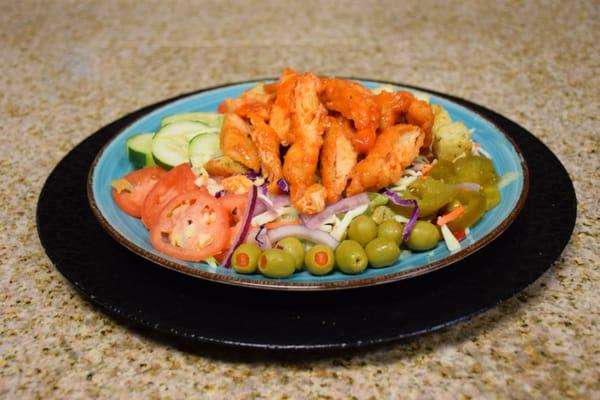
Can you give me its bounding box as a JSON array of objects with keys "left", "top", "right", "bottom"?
[
  {"left": 301, "top": 193, "right": 370, "bottom": 229},
  {"left": 252, "top": 202, "right": 267, "bottom": 216},
  {"left": 222, "top": 185, "right": 257, "bottom": 268},
  {"left": 254, "top": 225, "right": 272, "bottom": 250},
  {"left": 245, "top": 227, "right": 259, "bottom": 245},
  {"left": 267, "top": 225, "right": 340, "bottom": 249},
  {"left": 245, "top": 226, "right": 272, "bottom": 249},
  {"left": 456, "top": 182, "right": 481, "bottom": 191},
  {"left": 271, "top": 194, "right": 290, "bottom": 208},
  {"left": 257, "top": 188, "right": 290, "bottom": 215},
  {"left": 277, "top": 178, "right": 289, "bottom": 193},
  {"left": 381, "top": 189, "right": 419, "bottom": 242},
  {"left": 214, "top": 190, "right": 225, "bottom": 198},
  {"left": 257, "top": 191, "right": 278, "bottom": 214}
]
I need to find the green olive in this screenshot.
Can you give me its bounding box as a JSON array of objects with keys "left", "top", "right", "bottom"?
[
  {"left": 305, "top": 244, "right": 335, "bottom": 275},
  {"left": 454, "top": 156, "right": 498, "bottom": 185},
  {"left": 377, "top": 220, "right": 404, "bottom": 245},
  {"left": 406, "top": 221, "right": 441, "bottom": 251},
  {"left": 371, "top": 205, "right": 396, "bottom": 225},
  {"left": 446, "top": 190, "right": 486, "bottom": 231},
  {"left": 482, "top": 183, "right": 501, "bottom": 211},
  {"left": 232, "top": 243, "right": 261, "bottom": 274},
  {"left": 365, "top": 238, "right": 400, "bottom": 268},
  {"left": 277, "top": 237, "right": 305, "bottom": 270},
  {"left": 367, "top": 192, "right": 389, "bottom": 213},
  {"left": 258, "top": 249, "right": 296, "bottom": 278},
  {"left": 347, "top": 215, "right": 377, "bottom": 246},
  {"left": 335, "top": 240, "right": 368, "bottom": 274}
]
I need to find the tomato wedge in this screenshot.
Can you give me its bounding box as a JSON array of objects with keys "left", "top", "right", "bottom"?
[
  {"left": 224, "top": 222, "right": 242, "bottom": 249},
  {"left": 150, "top": 190, "right": 230, "bottom": 261},
  {"left": 217, "top": 193, "right": 249, "bottom": 250},
  {"left": 112, "top": 166, "right": 167, "bottom": 218},
  {"left": 218, "top": 193, "right": 248, "bottom": 226},
  {"left": 141, "top": 163, "right": 198, "bottom": 229}
]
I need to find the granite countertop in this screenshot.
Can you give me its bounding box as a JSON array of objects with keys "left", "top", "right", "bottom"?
[{"left": 1, "top": 0, "right": 598, "bottom": 398}]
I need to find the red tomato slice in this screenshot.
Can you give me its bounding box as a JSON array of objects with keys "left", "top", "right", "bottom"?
[
  {"left": 141, "top": 163, "right": 198, "bottom": 229},
  {"left": 213, "top": 250, "right": 227, "bottom": 265},
  {"left": 149, "top": 190, "right": 230, "bottom": 261},
  {"left": 226, "top": 221, "right": 242, "bottom": 249},
  {"left": 112, "top": 166, "right": 167, "bottom": 218},
  {"left": 218, "top": 193, "right": 248, "bottom": 226}
]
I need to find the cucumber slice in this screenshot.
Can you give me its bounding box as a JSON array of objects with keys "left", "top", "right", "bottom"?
[
  {"left": 189, "top": 132, "right": 222, "bottom": 169},
  {"left": 160, "top": 112, "right": 224, "bottom": 128},
  {"left": 152, "top": 121, "right": 219, "bottom": 169},
  {"left": 126, "top": 133, "right": 155, "bottom": 167}
]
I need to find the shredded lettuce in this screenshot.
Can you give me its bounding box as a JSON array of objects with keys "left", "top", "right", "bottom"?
[
  {"left": 330, "top": 204, "right": 369, "bottom": 241},
  {"left": 204, "top": 257, "right": 218, "bottom": 269}
]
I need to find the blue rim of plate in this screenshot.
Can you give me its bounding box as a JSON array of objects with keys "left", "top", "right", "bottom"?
[{"left": 87, "top": 79, "right": 529, "bottom": 291}]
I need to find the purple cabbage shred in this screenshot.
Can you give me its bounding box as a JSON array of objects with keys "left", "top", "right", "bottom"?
[
  {"left": 380, "top": 189, "right": 419, "bottom": 241},
  {"left": 277, "top": 178, "right": 289, "bottom": 193}
]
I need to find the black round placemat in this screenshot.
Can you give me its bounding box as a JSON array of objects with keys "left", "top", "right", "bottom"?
[{"left": 37, "top": 82, "right": 576, "bottom": 350}]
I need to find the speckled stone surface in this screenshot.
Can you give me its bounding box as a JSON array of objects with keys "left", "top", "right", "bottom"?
[{"left": 1, "top": 0, "right": 598, "bottom": 398}]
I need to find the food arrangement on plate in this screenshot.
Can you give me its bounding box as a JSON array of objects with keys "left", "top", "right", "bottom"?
[{"left": 110, "top": 69, "right": 504, "bottom": 279}]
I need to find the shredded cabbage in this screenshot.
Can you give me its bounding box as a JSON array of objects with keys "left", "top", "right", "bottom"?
[
  {"left": 498, "top": 171, "right": 521, "bottom": 189},
  {"left": 330, "top": 204, "right": 369, "bottom": 241},
  {"left": 251, "top": 206, "right": 297, "bottom": 226},
  {"left": 317, "top": 215, "right": 339, "bottom": 233},
  {"left": 440, "top": 224, "right": 461, "bottom": 253},
  {"left": 204, "top": 257, "right": 218, "bottom": 270},
  {"left": 193, "top": 167, "right": 223, "bottom": 195}
]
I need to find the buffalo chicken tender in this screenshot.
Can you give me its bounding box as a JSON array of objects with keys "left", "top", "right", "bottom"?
[
  {"left": 346, "top": 124, "right": 425, "bottom": 196},
  {"left": 220, "top": 113, "right": 261, "bottom": 172},
  {"left": 283, "top": 73, "right": 328, "bottom": 214},
  {"left": 320, "top": 117, "right": 357, "bottom": 203}
]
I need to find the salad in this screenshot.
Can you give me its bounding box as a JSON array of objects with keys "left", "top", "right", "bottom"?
[{"left": 110, "top": 69, "right": 502, "bottom": 279}]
